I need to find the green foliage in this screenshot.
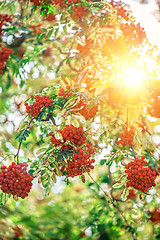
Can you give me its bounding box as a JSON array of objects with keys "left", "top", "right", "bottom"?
[{"left": 1, "top": 0, "right": 160, "bottom": 239}]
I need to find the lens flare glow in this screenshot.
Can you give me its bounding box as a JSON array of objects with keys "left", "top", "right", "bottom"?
[{"left": 123, "top": 67, "right": 145, "bottom": 88}]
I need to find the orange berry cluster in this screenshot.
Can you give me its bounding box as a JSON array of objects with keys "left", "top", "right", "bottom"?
[
  {"left": 67, "top": 147, "right": 95, "bottom": 178},
  {"left": 44, "top": 13, "right": 56, "bottom": 22},
  {"left": 29, "top": 24, "right": 42, "bottom": 36},
  {"left": 53, "top": 143, "right": 95, "bottom": 178},
  {"left": 30, "top": 0, "right": 52, "bottom": 6},
  {"left": 0, "top": 46, "right": 12, "bottom": 75},
  {"left": 73, "top": 100, "right": 99, "bottom": 120},
  {"left": 116, "top": 126, "right": 134, "bottom": 147},
  {"left": 149, "top": 208, "right": 160, "bottom": 225},
  {"left": 49, "top": 124, "right": 86, "bottom": 148},
  {"left": 138, "top": 123, "right": 146, "bottom": 134},
  {"left": 120, "top": 22, "right": 146, "bottom": 46},
  {"left": 25, "top": 94, "right": 53, "bottom": 117},
  {"left": 0, "top": 14, "right": 12, "bottom": 36},
  {"left": 68, "top": 0, "right": 79, "bottom": 3},
  {"left": 127, "top": 189, "right": 136, "bottom": 200},
  {"left": 72, "top": 5, "right": 86, "bottom": 18},
  {"left": 30, "top": 0, "right": 41, "bottom": 6},
  {"left": 58, "top": 86, "right": 71, "bottom": 97},
  {"left": 0, "top": 162, "right": 33, "bottom": 199},
  {"left": 13, "top": 46, "right": 25, "bottom": 59},
  {"left": 117, "top": 6, "right": 129, "bottom": 21},
  {"left": 125, "top": 156, "right": 156, "bottom": 193},
  {"left": 77, "top": 43, "right": 91, "bottom": 56},
  {"left": 52, "top": 0, "right": 66, "bottom": 7}
]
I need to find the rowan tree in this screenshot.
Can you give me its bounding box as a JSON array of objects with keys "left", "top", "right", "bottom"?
[{"left": 1, "top": 0, "right": 160, "bottom": 239}]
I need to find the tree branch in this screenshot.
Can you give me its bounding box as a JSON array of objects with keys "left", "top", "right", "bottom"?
[{"left": 87, "top": 171, "right": 137, "bottom": 240}]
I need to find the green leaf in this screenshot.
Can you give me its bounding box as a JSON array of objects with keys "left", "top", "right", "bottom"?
[
  {"left": 139, "top": 192, "right": 146, "bottom": 201},
  {"left": 0, "top": 192, "right": 10, "bottom": 206},
  {"left": 47, "top": 29, "right": 53, "bottom": 40},
  {"left": 100, "top": 159, "right": 107, "bottom": 165},
  {"left": 106, "top": 156, "right": 114, "bottom": 166},
  {"left": 39, "top": 33, "right": 46, "bottom": 42},
  {"left": 51, "top": 172, "right": 57, "bottom": 183},
  {"left": 41, "top": 169, "right": 46, "bottom": 175},
  {"left": 44, "top": 186, "right": 51, "bottom": 197},
  {"left": 57, "top": 155, "right": 63, "bottom": 161},
  {"left": 48, "top": 157, "right": 55, "bottom": 162},
  {"left": 71, "top": 117, "right": 79, "bottom": 128},
  {"left": 121, "top": 187, "right": 129, "bottom": 201},
  {"left": 36, "top": 148, "right": 47, "bottom": 155},
  {"left": 53, "top": 162, "right": 61, "bottom": 176},
  {"left": 63, "top": 25, "right": 67, "bottom": 34},
  {"left": 54, "top": 28, "right": 59, "bottom": 38},
  {"left": 112, "top": 182, "right": 124, "bottom": 189},
  {"left": 116, "top": 154, "right": 124, "bottom": 163}
]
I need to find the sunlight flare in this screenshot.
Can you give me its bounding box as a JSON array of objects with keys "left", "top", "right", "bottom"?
[{"left": 123, "top": 67, "right": 145, "bottom": 88}]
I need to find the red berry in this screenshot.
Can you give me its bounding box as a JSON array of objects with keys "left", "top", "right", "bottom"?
[
  {"left": 67, "top": 92, "right": 71, "bottom": 97},
  {"left": 66, "top": 85, "right": 71, "bottom": 90}
]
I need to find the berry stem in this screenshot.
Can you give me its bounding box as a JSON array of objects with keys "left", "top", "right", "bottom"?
[
  {"left": 41, "top": 112, "right": 56, "bottom": 125},
  {"left": 68, "top": 61, "right": 79, "bottom": 73},
  {"left": 87, "top": 171, "right": 112, "bottom": 201},
  {"left": 108, "top": 166, "right": 123, "bottom": 202}
]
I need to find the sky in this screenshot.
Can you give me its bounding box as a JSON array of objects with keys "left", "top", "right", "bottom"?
[
  {"left": 124, "top": 0, "right": 160, "bottom": 47},
  {"left": 122, "top": 0, "right": 160, "bottom": 136}
]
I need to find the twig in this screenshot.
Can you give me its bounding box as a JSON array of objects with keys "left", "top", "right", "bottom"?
[
  {"left": 41, "top": 112, "right": 56, "bottom": 125},
  {"left": 112, "top": 202, "right": 137, "bottom": 240},
  {"left": 87, "top": 171, "right": 137, "bottom": 240},
  {"left": 87, "top": 171, "right": 112, "bottom": 201},
  {"left": 108, "top": 166, "right": 123, "bottom": 202},
  {"left": 76, "top": 69, "right": 88, "bottom": 85},
  {"left": 68, "top": 61, "right": 79, "bottom": 73}
]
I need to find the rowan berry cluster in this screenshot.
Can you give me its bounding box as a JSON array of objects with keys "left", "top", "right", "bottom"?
[
  {"left": 13, "top": 226, "right": 23, "bottom": 238},
  {"left": 125, "top": 156, "right": 156, "bottom": 193},
  {"left": 72, "top": 5, "right": 86, "bottom": 18},
  {"left": 58, "top": 86, "right": 71, "bottom": 97},
  {"left": 30, "top": 0, "right": 41, "bottom": 6},
  {"left": 117, "top": 6, "right": 129, "bottom": 21},
  {"left": 25, "top": 94, "right": 53, "bottom": 117},
  {"left": 148, "top": 89, "right": 160, "bottom": 118},
  {"left": 49, "top": 124, "right": 86, "bottom": 148},
  {"left": 0, "top": 46, "right": 13, "bottom": 75},
  {"left": 53, "top": 143, "right": 95, "bottom": 178},
  {"left": 120, "top": 23, "right": 146, "bottom": 46},
  {"left": 67, "top": 148, "right": 95, "bottom": 178},
  {"left": 0, "top": 162, "right": 33, "bottom": 199},
  {"left": 29, "top": 24, "right": 42, "bottom": 36},
  {"left": 44, "top": 13, "right": 56, "bottom": 22},
  {"left": 0, "top": 14, "right": 12, "bottom": 36},
  {"left": 68, "top": 0, "right": 79, "bottom": 3},
  {"left": 77, "top": 43, "right": 91, "bottom": 56},
  {"left": 149, "top": 165, "right": 159, "bottom": 177},
  {"left": 30, "top": 0, "right": 52, "bottom": 6},
  {"left": 149, "top": 208, "right": 160, "bottom": 225},
  {"left": 116, "top": 126, "right": 134, "bottom": 147},
  {"left": 138, "top": 123, "right": 146, "bottom": 134},
  {"left": 127, "top": 189, "right": 136, "bottom": 199},
  {"left": 72, "top": 100, "right": 99, "bottom": 120},
  {"left": 13, "top": 46, "right": 25, "bottom": 59},
  {"left": 52, "top": 0, "right": 65, "bottom": 7}
]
